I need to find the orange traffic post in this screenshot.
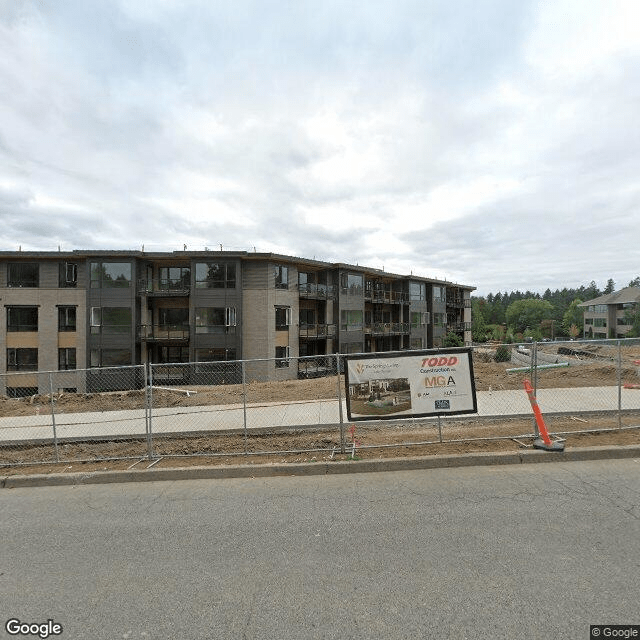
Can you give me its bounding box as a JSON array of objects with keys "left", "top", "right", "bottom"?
[{"left": 523, "top": 378, "right": 564, "bottom": 452}]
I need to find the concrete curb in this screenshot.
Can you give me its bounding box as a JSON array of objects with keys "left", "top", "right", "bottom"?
[{"left": 2, "top": 444, "right": 640, "bottom": 488}]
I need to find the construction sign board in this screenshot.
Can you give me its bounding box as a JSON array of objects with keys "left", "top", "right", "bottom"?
[{"left": 345, "top": 348, "right": 477, "bottom": 421}]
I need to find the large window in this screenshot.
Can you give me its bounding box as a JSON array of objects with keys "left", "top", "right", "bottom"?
[
  {"left": 90, "top": 262, "right": 132, "bottom": 288},
  {"left": 411, "top": 312, "right": 429, "bottom": 328},
  {"left": 90, "top": 307, "right": 132, "bottom": 334},
  {"left": 409, "top": 282, "right": 426, "bottom": 301},
  {"left": 159, "top": 308, "right": 189, "bottom": 329},
  {"left": 8, "top": 263, "right": 38, "bottom": 288},
  {"left": 340, "top": 309, "right": 363, "bottom": 331},
  {"left": 58, "top": 306, "right": 76, "bottom": 332},
  {"left": 299, "top": 308, "right": 315, "bottom": 326},
  {"left": 195, "top": 263, "right": 236, "bottom": 288},
  {"left": 58, "top": 348, "right": 76, "bottom": 370},
  {"left": 274, "top": 265, "right": 289, "bottom": 289},
  {"left": 159, "top": 266, "right": 191, "bottom": 290},
  {"left": 7, "top": 348, "right": 38, "bottom": 371},
  {"left": 340, "top": 273, "right": 363, "bottom": 295},
  {"left": 433, "top": 312, "right": 446, "bottom": 327},
  {"left": 7, "top": 307, "right": 38, "bottom": 332},
  {"left": 195, "top": 307, "right": 236, "bottom": 333},
  {"left": 433, "top": 286, "right": 445, "bottom": 303}
]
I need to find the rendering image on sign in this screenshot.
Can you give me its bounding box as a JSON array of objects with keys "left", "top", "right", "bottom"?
[{"left": 345, "top": 348, "right": 477, "bottom": 421}]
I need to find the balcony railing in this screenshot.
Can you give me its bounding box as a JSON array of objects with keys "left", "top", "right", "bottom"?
[
  {"left": 299, "top": 323, "right": 337, "bottom": 339},
  {"left": 365, "top": 291, "right": 409, "bottom": 304},
  {"left": 138, "top": 279, "right": 190, "bottom": 296},
  {"left": 364, "top": 322, "right": 410, "bottom": 335},
  {"left": 298, "top": 283, "right": 337, "bottom": 299},
  {"left": 138, "top": 325, "right": 190, "bottom": 341}
]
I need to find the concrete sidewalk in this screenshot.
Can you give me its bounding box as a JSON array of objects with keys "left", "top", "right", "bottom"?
[{"left": 1, "top": 385, "right": 639, "bottom": 444}]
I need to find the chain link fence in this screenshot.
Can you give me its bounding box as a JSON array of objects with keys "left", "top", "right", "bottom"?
[{"left": 1, "top": 339, "right": 639, "bottom": 468}]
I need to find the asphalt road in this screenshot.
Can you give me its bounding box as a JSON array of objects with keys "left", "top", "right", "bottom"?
[{"left": 1, "top": 459, "right": 639, "bottom": 640}]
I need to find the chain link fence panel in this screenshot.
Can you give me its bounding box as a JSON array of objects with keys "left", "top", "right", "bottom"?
[
  {"left": 0, "top": 366, "right": 148, "bottom": 467},
  {"left": 1, "top": 340, "right": 639, "bottom": 468}
]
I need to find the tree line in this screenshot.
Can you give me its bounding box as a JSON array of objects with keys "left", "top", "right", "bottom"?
[{"left": 471, "top": 277, "right": 640, "bottom": 342}]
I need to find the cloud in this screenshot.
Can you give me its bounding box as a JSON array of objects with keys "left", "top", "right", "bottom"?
[{"left": 0, "top": 0, "right": 639, "bottom": 297}]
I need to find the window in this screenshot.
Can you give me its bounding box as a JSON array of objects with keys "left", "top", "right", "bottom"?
[
  {"left": 409, "top": 282, "right": 426, "bottom": 301},
  {"left": 275, "top": 306, "right": 291, "bottom": 329},
  {"left": 433, "top": 286, "right": 445, "bottom": 303},
  {"left": 59, "top": 262, "right": 78, "bottom": 287},
  {"left": 275, "top": 346, "right": 290, "bottom": 367},
  {"left": 7, "top": 348, "right": 38, "bottom": 371},
  {"left": 299, "top": 308, "right": 315, "bottom": 326},
  {"left": 274, "top": 265, "right": 289, "bottom": 289},
  {"left": 340, "top": 309, "right": 363, "bottom": 331},
  {"left": 58, "top": 348, "right": 76, "bottom": 370},
  {"left": 8, "top": 263, "right": 39, "bottom": 287},
  {"left": 195, "top": 307, "right": 236, "bottom": 333},
  {"left": 90, "top": 262, "right": 132, "bottom": 288},
  {"left": 158, "top": 346, "right": 190, "bottom": 363},
  {"left": 159, "top": 308, "right": 189, "bottom": 329},
  {"left": 58, "top": 306, "right": 76, "bottom": 332},
  {"left": 195, "top": 263, "right": 236, "bottom": 288},
  {"left": 90, "top": 349, "right": 132, "bottom": 367},
  {"left": 6, "top": 387, "right": 39, "bottom": 398},
  {"left": 433, "top": 312, "right": 446, "bottom": 327},
  {"left": 91, "top": 307, "right": 131, "bottom": 334},
  {"left": 411, "top": 312, "right": 429, "bottom": 328},
  {"left": 159, "top": 266, "right": 191, "bottom": 290},
  {"left": 340, "top": 273, "right": 363, "bottom": 295},
  {"left": 593, "top": 318, "right": 607, "bottom": 327},
  {"left": 7, "top": 307, "right": 38, "bottom": 332}
]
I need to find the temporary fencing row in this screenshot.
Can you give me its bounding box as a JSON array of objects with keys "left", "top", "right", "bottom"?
[{"left": 1, "top": 339, "right": 639, "bottom": 467}]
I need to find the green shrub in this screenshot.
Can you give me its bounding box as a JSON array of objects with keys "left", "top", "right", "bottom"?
[{"left": 494, "top": 345, "right": 512, "bottom": 362}]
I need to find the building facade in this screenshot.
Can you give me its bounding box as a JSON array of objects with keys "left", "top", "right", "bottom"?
[
  {"left": 579, "top": 286, "right": 640, "bottom": 339},
  {"left": 0, "top": 250, "right": 474, "bottom": 395}
]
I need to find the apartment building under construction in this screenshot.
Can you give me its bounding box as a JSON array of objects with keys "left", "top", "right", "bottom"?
[{"left": 0, "top": 250, "right": 474, "bottom": 396}]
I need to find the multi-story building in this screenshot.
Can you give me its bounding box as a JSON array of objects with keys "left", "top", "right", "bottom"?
[
  {"left": 0, "top": 250, "right": 474, "bottom": 395},
  {"left": 579, "top": 286, "right": 640, "bottom": 339}
]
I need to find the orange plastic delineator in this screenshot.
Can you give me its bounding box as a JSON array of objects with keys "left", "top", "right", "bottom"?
[{"left": 523, "top": 378, "right": 564, "bottom": 451}]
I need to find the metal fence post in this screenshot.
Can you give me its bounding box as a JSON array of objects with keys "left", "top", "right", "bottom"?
[
  {"left": 146, "top": 363, "right": 154, "bottom": 460},
  {"left": 531, "top": 342, "right": 539, "bottom": 437},
  {"left": 617, "top": 340, "right": 622, "bottom": 430},
  {"left": 145, "top": 363, "right": 154, "bottom": 460},
  {"left": 242, "top": 360, "right": 248, "bottom": 455},
  {"left": 48, "top": 372, "right": 59, "bottom": 463},
  {"left": 336, "top": 354, "right": 345, "bottom": 454}
]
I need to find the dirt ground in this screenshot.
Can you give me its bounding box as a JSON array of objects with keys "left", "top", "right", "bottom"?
[
  {"left": 2, "top": 414, "right": 639, "bottom": 477},
  {"left": 2, "top": 343, "right": 639, "bottom": 477}
]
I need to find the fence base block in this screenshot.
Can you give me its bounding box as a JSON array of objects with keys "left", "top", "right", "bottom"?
[{"left": 533, "top": 438, "right": 565, "bottom": 452}]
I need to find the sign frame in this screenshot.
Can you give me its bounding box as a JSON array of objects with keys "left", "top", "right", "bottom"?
[{"left": 344, "top": 347, "right": 477, "bottom": 422}]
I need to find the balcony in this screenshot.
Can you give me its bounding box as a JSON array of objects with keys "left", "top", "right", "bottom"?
[
  {"left": 299, "top": 323, "right": 337, "bottom": 339},
  {"left": 138, "top": 279, "right": 190, "bottom": 296},
  {"left": 364, "top": 322, "right": 410, "bottom": 335},
  {"left": 298, "top": 283, "right": 337, "bottom": 299},
  {"left": 138, "top": 325, "right": 190, "bottom": 342},
  {"left": 365, "top": 290, "right": 409, "bottom": 304}
]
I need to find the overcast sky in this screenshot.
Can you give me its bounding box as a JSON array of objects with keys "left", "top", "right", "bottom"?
[{"left": 1, "top": 0, "right": 639, "bottom": 296}]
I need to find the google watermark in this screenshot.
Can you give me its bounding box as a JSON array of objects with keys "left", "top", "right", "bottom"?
[
  {"left": 591, "top": 626, "right": 640, "bottom": 639},
  {"left": 5, "top": 619, "right": 63, "bottom": 639}
]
